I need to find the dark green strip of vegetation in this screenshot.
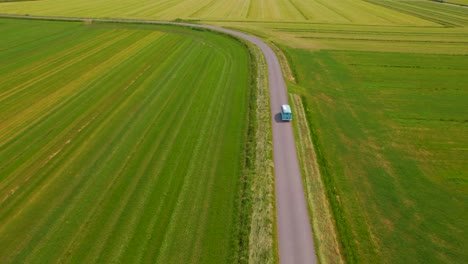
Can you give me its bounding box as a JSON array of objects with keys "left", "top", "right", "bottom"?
[{"left": 230, "top": 39, "right": 258, "bottom": 264}]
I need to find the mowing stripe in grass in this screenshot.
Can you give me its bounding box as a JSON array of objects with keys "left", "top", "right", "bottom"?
[
  {"left": 90, "top": 45, "right": 216, "bottom": 264},
  {"left": 154, "top": 40, "right": 246, "bottom": 264},
  {"left": 0, "top": 32, "right": 164, "bottom": 260},
  {"left": 0, "top": 31, "right": 162, "bottom": 195},
  {"left": 0, "top": 31, "right": 137, "bottom": 144},
  {"left": 60, "top": 57, "right": 193, "bottom": 263},
  {"left": 0, "top": 29, "right": 118, "bottom": 88},
  {"left": 57, "top": 36, "right": 197, "bottom": 264},
  {"left": 0, "top": 31, "right": 143, "bottom": 202},
  {"left": 0, "top": 30, "right": 130, "bottom": 105},
  {"left": 17, "top": 35, "right": 193, "bottom": 264}
]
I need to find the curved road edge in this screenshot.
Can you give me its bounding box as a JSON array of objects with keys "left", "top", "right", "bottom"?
[{"left": 0, "top": 14, "right": 318, "bottom": 264}]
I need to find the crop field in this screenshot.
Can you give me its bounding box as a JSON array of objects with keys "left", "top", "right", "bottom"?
[
  {"left": 228, "top": 1, "right": 467, "bottom": 262},
  {"left": 0, "top": 18, "right": 252, "bottom": 263},
  {"left": 365, "top": 0, "right": 468, "bottom": 27},
  {"left": 0, "top": 0, "right": 441, "bottom": 24},
  {"left": 211, "top": 20, "right": 467, "bottom": 54},
  {"left": 276, "top": 1, "right": 468, "bottom": 263},
  {"left": 285, "top": 47, "right": 468, "bottom": 263},
  {"left": 203, "top": 0, "right": 468, "bottom": 54},
  {"left": 1, "top": 0, "right": 467, "bottom": 264}
]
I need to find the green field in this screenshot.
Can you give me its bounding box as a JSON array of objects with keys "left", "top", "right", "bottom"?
[
  {"left": 277, "top": 2, "right": 468, "bottom": 263},
  {"left": 0, "top": 0, "right": 441, "bottom": 24},
  {"left": 286, "top": 47, "right": 468, "bottom": 263},
  {"left": 0, "top": 18, "right": 252, "bottom": 263},
  {"left": 1, "top": 0, "right": 467, "bottom": 263}
]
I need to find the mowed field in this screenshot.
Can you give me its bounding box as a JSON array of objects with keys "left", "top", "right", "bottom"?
[
  {"left": 0, "top": 18, "right": 251, "bottom": 263},
  {"left": 276, "top": 2, "right": 468, "bottom": 263},
  {"left": 287, "top": 48, "right": 468, "bottom": 263},
  {"left": 0, "top": 0, "right": 441, "bottom": 23},
  {"left": 206, "top": 0, "right": 468, "bottom": 54},
  {"left": 1, "top": 0, "right": 468, "bottom": 263}
]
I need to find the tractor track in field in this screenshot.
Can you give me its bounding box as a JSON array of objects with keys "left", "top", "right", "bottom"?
[{"left": 0, "top": 14, "right": 318, "bottom": 264}]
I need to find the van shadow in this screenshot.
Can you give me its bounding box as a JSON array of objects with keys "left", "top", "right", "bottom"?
[{"left": 274, "top": 113, "right": 287, "bottom": 123}]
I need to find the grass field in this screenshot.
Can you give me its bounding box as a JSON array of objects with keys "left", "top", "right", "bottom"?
[
  {"left": 208, "top": 3, "right": 467, "bottom": 261},
  {"left": 290, "top": 94, "right": 344, "bottom": 263},
  {"left": 275, "top": 3, "right": 468, "bottom": 262},
  {"left": 1, "top": 0, "right": 467, "bottom": 263},
  {"left": 227, "top": 1, "right": 467, "bottom": 262},
  {"left": 286, "top": 48, "right": 468, "bottom": 263},
  {"left": 0, "top": 0, "right": 440, "bottom": 24},
  {"left": 0, "top": 18, "right": 253, "bottom": 263}
]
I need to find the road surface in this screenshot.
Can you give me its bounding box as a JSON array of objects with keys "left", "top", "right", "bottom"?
[{"left": 0, "top": 14, "right": 318, "bottom": 264}]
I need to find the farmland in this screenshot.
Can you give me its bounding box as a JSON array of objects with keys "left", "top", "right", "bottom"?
[
  {"left": 1, "top": 0, "right": 468, "bottom": 263},
  {"left": 287, "top": 48, "right": 468, "bottom": 263},
  {"left": 0, "top": 18, "right": 253, "bottom": 263},
  {"left": 0, "top": 0, "right": 443, "bottom": 23},
  {"left": 275, "top": 2, "right": 468, "bottom": 263},
  {"left": 216, "top": 1, "right": 467, "bottom": 262}
]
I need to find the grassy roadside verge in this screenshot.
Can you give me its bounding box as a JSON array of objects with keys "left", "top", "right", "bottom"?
[
  {"left": 290, "top": 94, "right": 344, "bottom": 264},
  {"left": 246, "top": 42, "right": 277, "bottom": 264}
]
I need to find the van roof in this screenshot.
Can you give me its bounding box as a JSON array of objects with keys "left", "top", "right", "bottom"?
[{"left": 281, "top": 104, "right": 291, "bottom": 113}]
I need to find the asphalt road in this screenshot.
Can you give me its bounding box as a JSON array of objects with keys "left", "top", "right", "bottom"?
[{"left": 0, "top": 14, "right": 318, "bottom": 264}]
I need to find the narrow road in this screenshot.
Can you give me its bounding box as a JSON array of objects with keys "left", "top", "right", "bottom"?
[{"left": 0, "top": 14, "right": 318, "bottom": 264}]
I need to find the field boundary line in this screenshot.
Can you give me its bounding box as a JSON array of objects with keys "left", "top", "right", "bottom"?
[{"left": 287, "top": 0, "right": 309, "bottom": 20}]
